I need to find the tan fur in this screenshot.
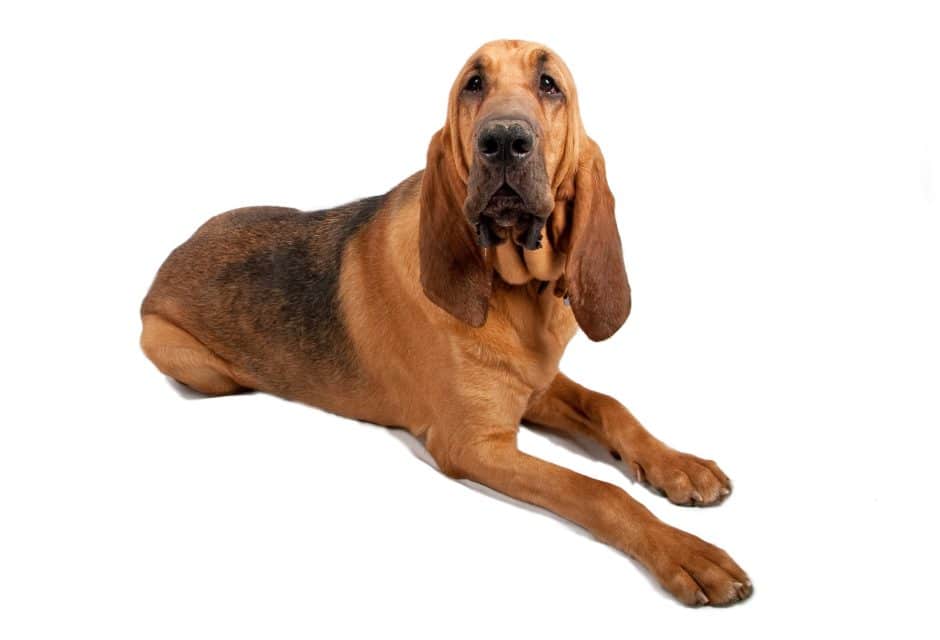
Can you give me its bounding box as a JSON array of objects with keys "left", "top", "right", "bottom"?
[
  {"left": 140, "top": 314, "right": 246, "bottom": 395},
  {"left": 140, "top": 40, "right": 751, "bottom": 606}
]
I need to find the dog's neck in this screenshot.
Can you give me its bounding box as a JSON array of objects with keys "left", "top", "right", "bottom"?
[{"left": 486, "top": 275, "right": 579, "bottom": 379}]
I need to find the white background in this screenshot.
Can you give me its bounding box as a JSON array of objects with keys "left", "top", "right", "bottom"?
[{"left": 2, "top": 1, "right": 938, "bottom": 637}]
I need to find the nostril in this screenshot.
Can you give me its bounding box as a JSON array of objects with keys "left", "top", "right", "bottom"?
[
  {"left": 478, "top": 121, "right": 533, "bottom": 163},
  {"left": 511, "top": 137, "right": 532, "bottom": 157},
  {"left": 479, "top": 134, "right": 499, "bottom": 157}
]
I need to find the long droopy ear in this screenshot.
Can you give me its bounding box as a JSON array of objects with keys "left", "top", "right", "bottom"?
[
  {"left": 419, "top": 129, "right": 493, "bottom": 327},
  {"left": 565, "top": 137, "right": 631, "bottom": 341}
]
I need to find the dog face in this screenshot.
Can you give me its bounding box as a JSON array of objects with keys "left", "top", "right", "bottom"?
[
  {"left": 454, "top": 42, "right": 572, "bottom": 250},
  {"left": 419, "top": 40, "right": 631, "bottom": 341}
]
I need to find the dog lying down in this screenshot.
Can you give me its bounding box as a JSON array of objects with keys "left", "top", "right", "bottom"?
[{"left": 141, "top": 39, "right": 752, "bottom": 606}]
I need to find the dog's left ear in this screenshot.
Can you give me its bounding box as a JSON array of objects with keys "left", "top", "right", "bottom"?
[
  {"left": 419, "top": 129, "right": 493, "bottom": 327},
  {"left": 564, "top": 137, "right": 631, "bottom": 341}
]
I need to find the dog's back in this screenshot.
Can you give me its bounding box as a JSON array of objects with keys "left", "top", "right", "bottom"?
[{"left": 141, "top": 196, "right": 386, "bottom": 400}]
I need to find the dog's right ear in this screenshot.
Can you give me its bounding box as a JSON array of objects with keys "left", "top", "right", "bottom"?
[{"left": 419, "top": 129, "right": 493, "bottom": 327}]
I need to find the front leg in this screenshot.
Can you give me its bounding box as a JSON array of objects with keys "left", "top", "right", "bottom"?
[
  {"left": 425, "top": 426, "right": 751, "bottom": 606},
  {"left": 525, "top": 373, "right": 732, "bottom": 506}
]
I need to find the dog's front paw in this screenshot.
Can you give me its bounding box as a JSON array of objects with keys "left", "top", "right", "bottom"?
[
  {"left": 623, "top": 447, "right": 732, "bottom": 506},
  {"left": 640, "top": 522, "right": 752, "bottom": 607}
]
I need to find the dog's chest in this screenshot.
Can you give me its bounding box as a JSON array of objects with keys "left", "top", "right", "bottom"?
[{"left": 474, "top": 284, "right": 578, "bottom": 391}]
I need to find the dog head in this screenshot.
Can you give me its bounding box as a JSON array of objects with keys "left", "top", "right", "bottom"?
[{"left": 419, "top": 40, "right": 631, "bottom": 341}]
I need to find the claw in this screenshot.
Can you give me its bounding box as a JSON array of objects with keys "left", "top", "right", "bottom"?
[
  {"left": 732, "top": 581, "right": 751, "bottom": 600},
  {"left": 632, "top": 462, "right": 645, "bottom": 484}
]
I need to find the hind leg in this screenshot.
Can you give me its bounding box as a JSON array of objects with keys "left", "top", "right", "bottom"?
[{"left": 140, "top": 314, "right": 247, "bottom": 396}]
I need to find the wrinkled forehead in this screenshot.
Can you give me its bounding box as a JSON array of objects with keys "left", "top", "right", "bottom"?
[{"left": 454, "top": 40, "right": 574, "bottom": 95}]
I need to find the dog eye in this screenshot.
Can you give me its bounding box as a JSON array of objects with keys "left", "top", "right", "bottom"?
[
  {"left": 539, "top": 74, "right": 560, "bottom": 95},
  {"left": 464, "top": 75, "right": 483, "bottom": 92}
]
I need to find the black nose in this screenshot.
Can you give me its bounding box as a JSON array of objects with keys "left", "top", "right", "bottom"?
[{"left": 476, "top": 119, "right": 535, "bottom": 165}]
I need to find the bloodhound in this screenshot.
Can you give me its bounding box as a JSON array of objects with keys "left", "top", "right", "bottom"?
[{"left": 141, "top": 40, "right": 751, "bottom": 606}]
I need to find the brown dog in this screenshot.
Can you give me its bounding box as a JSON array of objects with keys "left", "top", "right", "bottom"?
[{"left": 141, "top": 39, "right": 751, "bottom": 606}]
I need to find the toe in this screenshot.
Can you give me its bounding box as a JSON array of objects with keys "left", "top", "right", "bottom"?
[
  {"left": 688, "top": 463, "right": 723, "bottom": 504},
  {"left": 702, "top": 546, "right": 751, "bottom": 589},
  {"left": 663, "top": 470, "right": 696, "bottom": 505},
  {"left": 662, "top": 566, "right": 710, "bottom": 607},
  {"left": 695, "top": 456, "right": 732, "bottom": 491},
  {"left": 671, "top": 454, "right": 732, "bottom": 506},
  {"left": 684, "top": 556, "right": 747, "bottom": 605}
]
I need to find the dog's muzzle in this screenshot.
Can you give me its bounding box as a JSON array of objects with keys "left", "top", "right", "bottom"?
[
  {"left": 464, "top": 116, "right": 553, "bottom": 251},
  {"left": 475, "top": 185, "right": 546, "bottom": 250}
]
